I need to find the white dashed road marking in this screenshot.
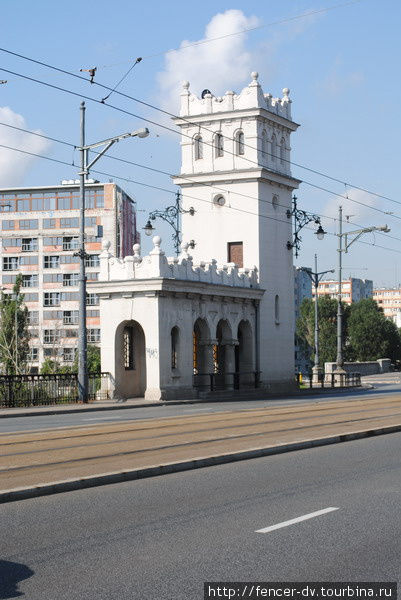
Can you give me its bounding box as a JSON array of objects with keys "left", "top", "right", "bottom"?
[{"left": 255, "top": 507, "right": 339, "bottom": 534}]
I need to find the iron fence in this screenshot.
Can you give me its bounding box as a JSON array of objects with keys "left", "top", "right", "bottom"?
[
  {"left": 193, "top": 371, "right": 261, "bottom": 392},
  {"left": 298, "top": 371, "right": 361, "bottom": 389},
  {"left": 0, "top": 372, "right": 112, "bottom": 408}
]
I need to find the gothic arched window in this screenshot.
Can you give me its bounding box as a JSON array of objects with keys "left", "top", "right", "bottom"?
[
  {"left": 194, "top": 135, "right": 203, "bottom": 160},
  {"left": 261, "top": 130, "right": 267, "bottom": 161},
  {"left": 123, "top": 326, "right": 134, "bottom": 370},
  {"left": 235, "top": 131, "right": 245, "bottom": 155},
  {"left": 214, "top": 133, "right": 224, "bottom": 158},
  {"left": 275, "top": 295, "right": 280, "bottom": 325},
  {"left": 171, "top": 326, "right": 179, "bottom": 370},
  {"left": 271, "top": 134, "right": 277, "bottom": 162},
  {"left": 280, "top": 138, "right": 286, "bottom": 164}
]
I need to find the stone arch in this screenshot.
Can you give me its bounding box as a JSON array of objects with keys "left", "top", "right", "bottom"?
[
  {"left": 214, "top": 132, "right": 224, "bottom": 157},
  {"left": 194, "top": 134, "right": 203, "bottom": 160},
  {"left": 216, "top": 319, "right": 235, "bottom": 375},
  {"left": 234, "top": 130, "right": 245, "bottom": 155},
  {"left": 171, "top": 326, "right": 179, "bottom": 370},
  {"left": 271, "top": 133, "right": 278, "bottom": 162},
  {"left": 114, "top": 320, "right": 146, "bottom": 399},
  {"left": 280, "top": 137, "right": 286, "bottom": 164},
  {"left": 193, "top": 318, "right": 211, "bottom": 375},
  {"left": 236, "top": 319, "right": 254, "bottom": 386},
  {"left": 261, "top": 129, "right": 268, "bottom": 162}
]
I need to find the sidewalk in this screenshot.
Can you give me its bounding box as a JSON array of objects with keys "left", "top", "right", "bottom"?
[{"left": 0, "top": 384, "right": 373, "bottom": 418}]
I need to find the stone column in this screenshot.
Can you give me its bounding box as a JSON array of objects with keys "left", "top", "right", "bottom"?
[{"left": 220, "top": 338, "right": 239, "bottom": 389}]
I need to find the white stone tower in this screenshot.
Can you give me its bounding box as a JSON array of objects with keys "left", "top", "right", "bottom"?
[{"left": 173, "top": 72, "right": 301, "bottom": 390}]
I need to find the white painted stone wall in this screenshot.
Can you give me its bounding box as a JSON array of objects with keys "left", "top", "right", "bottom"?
[{"left": 173, "top": 72, "right": 300, "bottom": 388}]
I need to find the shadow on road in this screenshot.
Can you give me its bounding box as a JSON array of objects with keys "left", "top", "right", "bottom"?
[{"left": 0, "top": 560, "right": 34, "bottom": 599}]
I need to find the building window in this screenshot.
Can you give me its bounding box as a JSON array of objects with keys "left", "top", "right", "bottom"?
[
  {"left": 2, "top": 220, "right": 15, "bottom": 230},
  {"left": 235, "top": 131, "right": 245, "bottom": 155},
  {"left": 123, "top": 326, "right": 134, "bottom": 369},
  {"left": 87, "top": 329, "right": 100, "bottom": 343},
  {"left": 275, "top": 294, "right": 280, "bottom": 324},
  {"left": 43, "top": 219, "right": 56, "bottom": 229},
  {"left": 63, "top": 273, "right": 79, "bottom": 287},
  {"left": 85, "top": 254, "right": 100, "bottom": 268},
  {"left": 27, "top": 311, "right": 39, "bottom": 325},
  {"left": 261, "top": 130, "right": 267, "bottom": 161},
  {"left": 272, "top": 195, "right": 279, "bottom": 210},
  {"left": 271, "top": 134, "right": 277, "bottom": 162},
  {"left": 60, "top": 217, "right": 79, "bottom": 229},
  {"left": 19, "top": 219, "right": 38, "bottom": 229},
  {"left": 86, "top": 293, "right": 99, "bottom": 306},
  {"left": 20, "top": 256, "right": 38, "bottom": 266},
  {"left": 44, "top": 292, "right": 60, "bottom": 307},
  {"left": 227, "top": 241, "right": 243, "bottom": 268},
  {"left": 214, "top": 133, "right": 224, "bottom": 158},
  {"left": 44, "top": 255, "right": 60, "bottom": 269},
  {"left": 44, "top": 330, "right": 60, "bottom": 344},
  {"left": 44, "top": 348, "right": 59, "bottom": 357},
  {"left": 22, "top": 275, "right": 38, "bottom": 288},
  {"left": 28, "top": 348, "right": 39, "bottom": 362},
  {"left": 280, "top": 138, "right": 286, "bottom": 164},
  {"left": 21, "top": 238, "right": 38, "bottom": 252},
  {"left": 63, "top": 348, "right": 76, "bottom": 362},
  {"left": 171, "top": 326, "right": 179, "bottom": 370},
  {"left": 63, "top": 311, "right": 79, "bottom": 325},
  {"left": 3, "top": 256, "right": 19, "bottom": 270},
  {"left": 194, "top": 135, "right": 203, "bottom": 160},
  {"left": 64, "top": 329, "right": 78, "bottom": 338},
  {"left": 63, "top": 237, "right": 79, "bottom": 251}
]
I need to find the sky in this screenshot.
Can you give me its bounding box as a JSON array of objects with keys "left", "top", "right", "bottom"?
[{"left": 0, "top": 0, "right": 400, "bottom": 287}]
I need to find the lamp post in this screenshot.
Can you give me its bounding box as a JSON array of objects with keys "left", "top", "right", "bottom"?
[
  {"left": 334, "top": 205, "right": 390, "bottom": 379},
  {"left": 143, "top": 191, "right": 195, "bottom": 255},
  {"left": 286, "top": 195, "right": 327, "bottom": 257},
  {"left": 77, "top": 101, "right": 149, "bottom": 403},
  {"left": 301, "top": 256, "right": 335, "bottom": 383}
]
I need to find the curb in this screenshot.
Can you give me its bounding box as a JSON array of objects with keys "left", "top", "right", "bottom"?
[
  {"left": 1, "top": 421, "right": 400, "bottom": 504},
  {"left": 0, "top": 385, "right": 374, "bottom": 419}
]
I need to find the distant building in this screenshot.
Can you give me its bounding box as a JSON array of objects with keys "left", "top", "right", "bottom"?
[
  {"left": 0, "top": 180, "right": 137, "bottom": 371},
  {"left": 312, "top": 278, "right": 373, "bottom": 305},
  {"left": 294, "top": 267, "right": 312, "bottom": 374},
  {"left": 373, "top": 287, "right": 401, "bottom": 327}
]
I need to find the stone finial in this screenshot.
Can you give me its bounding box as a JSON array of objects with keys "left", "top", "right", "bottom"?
[
  {"left": 133, "top": 243, "right": 141, "bottom": 263},
  {"left": 250, "top": 71, "right": 259, "bottom": 84},
  {"left": 182, "top": 80, "right": 190, "bottom": 90},
  {"left": 282, "top": 88, "right": 291, "bottom": 100},
  {"left": 102, "top": 239, "right": 111, "bottom": 251},
  {"left": 153, "top": 236, "right": 161, "bottom": 249}
]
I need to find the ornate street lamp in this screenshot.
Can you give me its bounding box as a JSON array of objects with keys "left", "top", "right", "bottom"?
[
  {"left": 286, "top": 195, "right": 326, "bottom": 257},
  {"left": 143, "top": 191, "right": 195, "bottom": 255}
]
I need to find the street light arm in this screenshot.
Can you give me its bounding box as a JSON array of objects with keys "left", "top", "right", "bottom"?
[{"left": 85, "top": 140, "right": 116, "bottom": 171}]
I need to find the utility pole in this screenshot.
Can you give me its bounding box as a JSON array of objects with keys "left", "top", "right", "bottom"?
[
  {"left": 301, "top": 256, "right": 334, "bottom": 383},
  {"left": 77, "top": 101, "right": 87, "bottom": 403},
  {"left": 76, "top": 102, "right": 149, "bottom": 403},
  {"left": 334, "top": 205, "right": 390, "bottom": 382}
]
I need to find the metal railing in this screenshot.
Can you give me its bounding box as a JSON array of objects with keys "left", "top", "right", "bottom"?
[
  {"left": 193, "top": 371, "right": 261, "bottom": 392},
  {"left": 297, "top": 371, "right": 361, "bottom": 389},
  {"left": 0, "top": 372, "right": 112, "bottom": 408}
]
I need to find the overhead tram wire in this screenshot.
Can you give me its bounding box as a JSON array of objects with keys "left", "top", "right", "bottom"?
[
  {"left": 1, "top": 67, "right": 400, "bottom": 233},
  {"left": 1, "top": 120, "right": 401, "bottom": 246},
  {"left": 1, "top": 141, "right": 401, "bottom": 257},
  {"left": 0, "top": 44, "right": 397, "bottom": 207}
]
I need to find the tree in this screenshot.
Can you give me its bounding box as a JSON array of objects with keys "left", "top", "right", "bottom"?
[
  {"left": 296, "top": 296, "right": 349, "bottom": 368},
  {"left": 347, "top": 299, "right": 401, "bottom": 363},
  {"left": 0, "top": 275, "right": 30, "bottom": 374},
  {"left": 72, "top": 345, "right": 101, "bottom": 373}
]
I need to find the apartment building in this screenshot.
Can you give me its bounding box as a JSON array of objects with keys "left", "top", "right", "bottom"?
[
  {"left": 0, "top": 180, "right": 137, "bottom": 371},
  {"left": 312, "top": 278, "right": 373, "bottom": 305},
  {"left": 373, "top": 287, "right": 401, "bottom": 327}
]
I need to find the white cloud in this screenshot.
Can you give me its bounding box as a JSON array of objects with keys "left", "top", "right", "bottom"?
[
  {"left": 0, "top": 107, "right": 50, "bottom": 187},
  {"left": 323, "top": 187, "right": 381, "bottom": 224},
  {"left": 157, "top": 10, "right": 260, "bottom": 114}
]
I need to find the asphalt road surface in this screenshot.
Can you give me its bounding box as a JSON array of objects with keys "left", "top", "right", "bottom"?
[
  {"left": 1, "top": 431, "right": 401, "bottom": 599},
  {"left": 1, "top": 372, "right": 400, "bottom": 434}
]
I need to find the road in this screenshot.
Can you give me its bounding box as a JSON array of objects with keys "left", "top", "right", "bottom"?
[
  {"left": 1, "top": 372, "right": 400, "bottom": 434},
  {"left": 1, "top": 431, "right": 401, "bottom": 599}
]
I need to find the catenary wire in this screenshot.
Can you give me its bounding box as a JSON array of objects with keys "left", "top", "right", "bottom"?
[
  {"left": 0, "top": 43, "right": 397, "bottom": 207},
  {"left": 1, "top": 65, "right": 400, "bottom": 232},
  {"left": 1, "top": 141, "right": 401, "bottom": 257},
  {"left": 1, "top": 120, "right": 400, "bottom": 246}
]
